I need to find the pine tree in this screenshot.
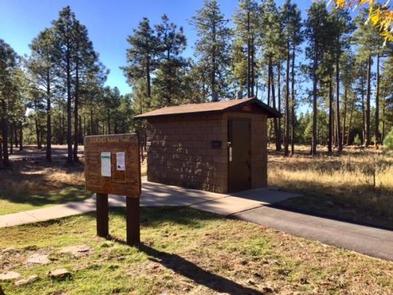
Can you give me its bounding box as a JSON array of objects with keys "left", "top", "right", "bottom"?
[
  {"left": 281, "top": 0, "right": 302, "bottom": 156},
  {"left": 305, "top": 1, "right": 331, "bottom": 155},
  {"left": 153, "top": 14, "right": 187, "bottom": 106},
  {"left": 192, "top": 0, "right": 232, "bottom": 101},
  {"left": 52, "top": 6, "right": 78, "bottom": 164},
  {"left": 124, "top": 18, "right": 160, "bottom": 108},
  {"left": 353, "top": 10, "right": 384, "bottom": 146},
  {"left": 0, "top": 39, "right": 18, "bottom": 167},
  {"left": 260, "top": 0, "right": 283, "bottom": 151},
  {"left": 233, "top": 0, "right": 259, "bottom": 97},
  {"left": 29, "top": 28, "right": 57, "bottom": 161},
  {"left": 330, "top": 8, "right": 353, "bottom": 152}
]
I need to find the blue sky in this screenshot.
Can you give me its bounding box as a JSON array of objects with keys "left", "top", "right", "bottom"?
[{"left": 0, "top": 0, "right": 310, "bottom": 95}]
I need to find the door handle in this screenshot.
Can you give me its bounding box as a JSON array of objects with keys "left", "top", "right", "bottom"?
[{"left": 228, "top": 142, "right": 232, "bottom": 162}]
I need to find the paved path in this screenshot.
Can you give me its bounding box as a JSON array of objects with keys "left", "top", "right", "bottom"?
[
  {"left": 0, "top": 180, "right": 299, "bottom": 228},
  {"left": 2, "top": 181, "right": 393, "bottom": 261},
  {"left": 235, "top": 207, "right": 393, "bottom": 261}
]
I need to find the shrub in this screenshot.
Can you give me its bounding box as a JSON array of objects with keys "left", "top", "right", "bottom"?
[
  {"left": 354, "top": 134, "right": 361, "bottom": 146},
  {"left": 383, "top": 128, "right": 393, "bottom": 150}
]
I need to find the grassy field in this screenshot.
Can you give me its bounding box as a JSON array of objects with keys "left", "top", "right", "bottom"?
[
  {"left": 0, "top": 158, "right": 89, "bottom": 215},
  {"left": 269, "top": 145, "right": 393, "bottom": 229},
  {"left": 1, "top": 207, "right": 393, "bottom": 295}
]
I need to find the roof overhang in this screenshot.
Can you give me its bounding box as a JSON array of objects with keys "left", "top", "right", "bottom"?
[{"left": 134, "top": 97, "right": 281, "bottom": 120}]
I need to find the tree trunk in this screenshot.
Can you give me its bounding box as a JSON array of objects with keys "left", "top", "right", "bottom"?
[
  {"left": 290, "top": 46, "right": 296, "bottom": 155},
  {"left": 9, "top": 124, "right": 13, "bottom": 155},
  {"left": 1, "top": 98, "right": 9, "bottom": 167},
  {"left": 107, "top": 109, "right": 111, "bottom": 134},
  {"left": 19, "top": 122, "right": 23, "bottom": 151},
  {"left": 365, "top": 54, "right": 371, "bottom": 146},
  {"left": 267, "top": 62, "right": 271, "bottom": 106},
  {"left": 251, "top": 34, "right": 255, "bottom": 97},
  {"left": 311, "top": 45, "right": 318, "bottom": 156},
  {"left": 382, "top": 100, "right": 385, "bottom": 141},
  {"left": 284, "top": 42, "right": 290, "bottom": 156},
  {"left": 347, "top": 100, "right": 353, "bottom": 145},
  {"left": 328, "top": 75, "right": 333, "bottom": 154},
  {"left": 14, "top": 126, "right": 18, "bottom": 148},
  {"left": 247, "top": 11, "right": 251, "bottom": 98},
  {"left": 342, "top": 87, "right": 348, "bottom": 146},
  {"left": 46, "top": 70, "right": 52, "bottom": 162},
  {"left": 269, "top": 56, "right": 279, "bottom": 152},
  {"left": 336, "top": 55, "right": 342, "bottom": 152},
  {"left": 73, "top": 58, "right": 79, "bottom": 162},
  {"left": 375, "top": 53, "right": 380, "bottom": 147},
  {"left": 361, "top": 73, "right": 366, "bottom": 145},
  {"left": 277, "top": 63, "right": 282, "bottom": 151},
  {"left": 66, "top": 47, "right": 73, "bottom": 164},
  {"left": 35, "top": 117, "right": 41, "bottom": 149}
]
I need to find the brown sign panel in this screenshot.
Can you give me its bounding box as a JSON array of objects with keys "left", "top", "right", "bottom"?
[{"left": 84, "top": 134, "right": 141, "bottom": 197}]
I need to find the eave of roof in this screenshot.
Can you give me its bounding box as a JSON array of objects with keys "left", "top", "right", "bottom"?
[{"left": 134, "top": 97, "right": 280, "bottom": 119}]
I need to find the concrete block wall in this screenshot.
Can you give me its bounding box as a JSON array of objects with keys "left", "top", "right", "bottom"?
[
  {"left": 146, "top": 114, "right": 228, "bottom": 193},
  {"left": 146, "top": 111, "right": 268, "bottom": 193}
]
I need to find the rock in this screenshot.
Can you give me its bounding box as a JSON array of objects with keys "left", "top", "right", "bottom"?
[
  {"left": 60, "top": 245, "right": 90, "bottom": 257},
  {"left": 14, "top": 275, "right": 39, "bottom": 286},
  {"left": 48, "top": 268, "right": 72, "bottom": 280},
  {"left": 23, "top": 245, "right": 38, "bottom": 251},
  {"left": 26, "top": 253, "right": 51, "bottom": 265},
  {"left": 261, "top": 284, "right": 275, "bottom": 294},
  {"left": 1, "top": 247, "right": 18, "bottom": 254},
  {"left": 0, "top": 271, "right": 21, "bottom": 281}
]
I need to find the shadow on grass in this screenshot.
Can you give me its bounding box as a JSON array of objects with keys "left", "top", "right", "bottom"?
[
  {"left": 139, "top": 243, "right": 263, "bottom": 295},
  {"left": 0, "top": 186, "right": 90, "bottom": 208},
  {"left": 0, "top": 159, "right": 88, "bottom": 212},
  {"left": 94, "top": 207, "right": 263, "bottom": 294}
]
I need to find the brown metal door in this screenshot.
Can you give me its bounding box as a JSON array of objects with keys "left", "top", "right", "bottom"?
[{"left": 228, "top": 119, "right": 251, "bottom": 192}]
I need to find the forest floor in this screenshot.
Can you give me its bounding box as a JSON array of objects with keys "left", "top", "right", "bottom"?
[
  {"left": 269, "top": 144, "right": 393, "bottom": 230},
  {"left": 0, "top": 146, "right": 88, "bottom": 215},
  {"left": 1, "top": 207, "right": 393, "bottom": 295}
]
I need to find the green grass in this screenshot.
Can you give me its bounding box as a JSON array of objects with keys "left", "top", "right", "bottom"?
[
  {"left": 1, "top": 207, "right": 393, "bottom": 295},
  {"left": 0, "top": 186, "right": 90, "bottom": 215}
]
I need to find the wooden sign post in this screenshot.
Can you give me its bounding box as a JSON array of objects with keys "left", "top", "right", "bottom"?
[{"left": 84, "top": 134, "right": 141, "bottom": 246}]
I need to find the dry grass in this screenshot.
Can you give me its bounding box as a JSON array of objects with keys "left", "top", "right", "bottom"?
[
  {"left": 0, "top": 159, "right": 89, "bottom": 215},
  {"left": 1, "top": 207, "right": 393, "bottom": 295},
  {"left": 268, "top": 145, "right": 393, "bottom": 227}
]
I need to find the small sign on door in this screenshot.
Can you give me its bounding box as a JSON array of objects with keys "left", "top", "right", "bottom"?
[
  {"left": 116, "top": 152, "right": 126, "bottom": 171},
  {"left": 101, "top": 152, "right": 111, "bottom": 177}
]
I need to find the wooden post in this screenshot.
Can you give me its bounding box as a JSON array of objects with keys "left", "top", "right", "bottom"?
[
  {"left": 96, "top": 193, "right": 109, "bottom": 238},
  {"left": 126, "top": 197, "right": 140, "bottom": 246}
]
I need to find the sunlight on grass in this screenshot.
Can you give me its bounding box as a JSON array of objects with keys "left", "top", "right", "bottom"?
[
  {"left": 1, "top": 208, "right": 393, "bottom": 295},
  {"left": 268, "top": 145, "right": 393, "bottom": 224}
]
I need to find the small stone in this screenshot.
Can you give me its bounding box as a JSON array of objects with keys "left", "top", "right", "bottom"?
[
  {"left": 26, "top": 253, "right": 50, "bottom": 265},
  {"left": 23, "top": 245, "right": 38, "bottom": 251},
  {"left": 48, "top": 268, "right": 72, "bottom": 280},
  {"left": 300, "top": 277, "right": 308, "bottom": 284},
  {"left": 0, "top": 271, "right": 21, "bottom": 281},
  {"left": 60, "top": 245, "right": 90, "bottom": 257},
  {"left": 1, "top": 247, "right": 18, "bottom": 254},
  {"left": 15, "top": 275, "right": 39, "bottom": 286}
]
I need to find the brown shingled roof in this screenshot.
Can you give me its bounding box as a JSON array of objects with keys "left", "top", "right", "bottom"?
[{"left": 135, "top": 97, "right": 280, "bottom": 119}]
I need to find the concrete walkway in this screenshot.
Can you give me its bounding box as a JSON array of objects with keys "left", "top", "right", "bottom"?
[
  {"left": 2, "top": 180, "right": 393, "bottom": 261},
  {"left": 0, "top": 180, "right": 299, "bottom": 228}
]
